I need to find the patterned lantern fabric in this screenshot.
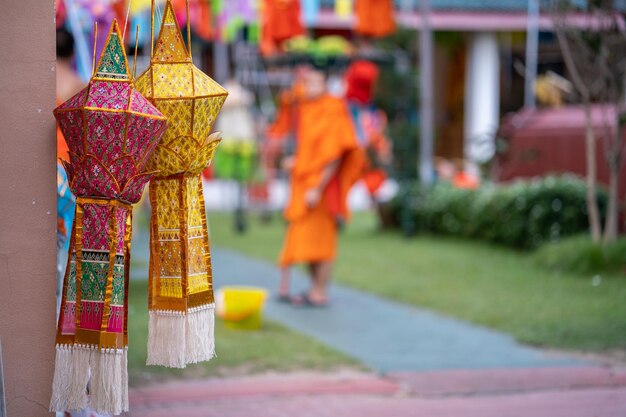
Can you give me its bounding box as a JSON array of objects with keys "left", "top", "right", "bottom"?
[
  {"left": 50, "top": 20, "right": 167, "bottom": 415},
  {"left": 135, "top": 0, "right": 227, "bottom": 368}
]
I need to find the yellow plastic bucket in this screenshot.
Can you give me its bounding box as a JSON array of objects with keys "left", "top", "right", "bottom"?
[{"left": 216, "top": 286, "right": 268, "bottom": 330}]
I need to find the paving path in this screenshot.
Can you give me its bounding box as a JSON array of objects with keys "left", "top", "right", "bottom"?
[
  {"left": 125, "top": 368, "right": 626, "bottom": 417},
  {"left": 210, "top": 248, "right": 583, "bottom": 372}
]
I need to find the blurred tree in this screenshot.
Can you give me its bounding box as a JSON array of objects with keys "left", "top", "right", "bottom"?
[
  {"left": 549, "top": 0, "right": 626, "bottom": 243},
  {"left": 373, "top": 28, "right": 419, "bottom": 181}
]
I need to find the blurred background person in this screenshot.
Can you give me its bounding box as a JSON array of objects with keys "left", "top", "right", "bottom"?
[
  {"left": 277, "top": 66, "right": 364, "bottom": 306},
  {"left": 344, "top": 59, "right": 393, "bottom": 216}
]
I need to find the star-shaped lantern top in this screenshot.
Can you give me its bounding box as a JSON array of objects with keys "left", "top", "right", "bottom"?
[
  {"left": 136, "top": 0, "right": 228, "bottom": 177},
  {"left": 54, "top": 20, "right": 167, "bottom": 204}
]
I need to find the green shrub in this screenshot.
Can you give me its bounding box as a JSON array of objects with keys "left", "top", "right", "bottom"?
[
  {"left": 390, "top": 175, "right": 608, "bottom": 249},
  {"left": 532, "top": 235, "right": 626, "bottom": 275}
]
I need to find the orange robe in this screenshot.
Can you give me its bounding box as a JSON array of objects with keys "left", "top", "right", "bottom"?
[
  {"left": 279, "top": 95, "right": 364, "bottom": 266},
  {"left": 354, "top": 0, "right": 396, "bottom": 38}
]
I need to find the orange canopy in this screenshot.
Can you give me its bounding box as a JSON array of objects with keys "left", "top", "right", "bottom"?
[
  {"left": 354, "top": 0, "right": 396, "bottom": 38},
  {"left": 261, "top": 0, "right": 305, "bottom": 55}
]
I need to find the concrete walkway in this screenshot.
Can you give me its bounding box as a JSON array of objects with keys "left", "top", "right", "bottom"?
[
  {"left": 125, "top": 368, "right": 626, "bottom": 417},
  {"left": 211, "top": 248, "right": 583, "bottom": 372}
]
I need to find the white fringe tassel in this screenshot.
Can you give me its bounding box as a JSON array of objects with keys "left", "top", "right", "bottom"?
[
  {"left": 49, "top": 345, "right": 128, "bottom": 415},
  {"left": 185, "top": 304, "right": 216, "bottom": 364},
  {"left": 147, "top": 304, "right": 216, "bottom": 368},
  {"left": 90, "top": 348, "right": 129, "bottom": 415},
  {"left": 49, "top": 344, "right": 90, "bottom": 412},
  {"left": 147, "top": 310, "right": 186, "bottom": 368}
]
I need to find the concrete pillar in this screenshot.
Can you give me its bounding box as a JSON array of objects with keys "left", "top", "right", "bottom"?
[
  {"left": 419, "top": 0, "right": 435, "bottom": 185},
  {"left": 0, "top": 0, "right": 57, "bottom": 416},
  {"left": 464, "top": 32, "right": 500, "bottom": 171}
]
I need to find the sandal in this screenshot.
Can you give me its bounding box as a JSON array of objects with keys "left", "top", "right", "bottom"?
[
  {"left": 290, "top": 292, "right": 329, "bottom": 308},
  {"left": 276, "top": 293, "right": 292, "bottom": 303}
]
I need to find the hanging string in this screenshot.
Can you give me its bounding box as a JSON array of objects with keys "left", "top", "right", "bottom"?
[
  {"left": 155, "top": 0, "right": 164, "bottom": 28},
  {"left": 92, "top": 21, "right": 98, "bottom": 76},
  {"left": 151, "top": 0, "right": 164, "bottom": 57},
  {"left": 122, "top": 0, "right": 133, "bottom": 43},
  {"left": 133, "top": 25, "right": 140, "bottom": 78},
  {"left": 150, "top": 0, "right": 155, "bottom": 56},
  {"left": 186, "top": 0, "right": 192, "bottom": 59}
]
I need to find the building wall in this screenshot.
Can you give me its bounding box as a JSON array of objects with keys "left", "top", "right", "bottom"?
[
  {"left": 433, "top": 37, "right": 466, "bottom": 160},
  {"left": 0, "top": 0, "right": 57, "bottom": 416}
]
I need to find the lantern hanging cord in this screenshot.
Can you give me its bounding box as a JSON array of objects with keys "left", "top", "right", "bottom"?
[
  {"left": 186, "top": 0, "right": 192, "bottom": 59},
  {"left": 151, "top": 0, "right": 164, "bottom": 57},
  {"left": 122, "top": 0, "right": 133, "bottom": 43},
  {"left": 155, "top": 1, "right": 163, "bottom": 30},
  {"left": 133, "top": 24, "right": 140, "bottom": 78},
  {"left": 92, "top": 22, "right": 98, "bottom": 76},
  {"left": 150, "top": 0, "right": 155, "bottom": 57}
]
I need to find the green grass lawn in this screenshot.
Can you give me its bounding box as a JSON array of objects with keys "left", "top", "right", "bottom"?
[
  {"left": 208, "top": 210, "right": 626, "bottom": 352},
  {"left": 127, "top": 279, "right": 359, "bottom": 386}
]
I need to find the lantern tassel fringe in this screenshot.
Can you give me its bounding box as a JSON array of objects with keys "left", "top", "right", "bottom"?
[
  {"left": 49, "top": 345, "right": 128, "bottom": 415},
  {"left": 147, "top": 310, "right": 186, "bottom": 368},
  {"left": 147, "top": 304, "right": 215, "bottom": 368},
  {"left": 49, "top": 344, "right": 90, "bottom": 412},
  {"left": 91, "top": 348, "right": 129, "bottom": 415},
  {"left": 185, "top": 304, "right": 216, "bottom": 364}
]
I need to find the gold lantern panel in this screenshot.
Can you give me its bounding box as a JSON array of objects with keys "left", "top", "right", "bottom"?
[{"left": 135, "top": 0, "right": 228, "bottom": 369}]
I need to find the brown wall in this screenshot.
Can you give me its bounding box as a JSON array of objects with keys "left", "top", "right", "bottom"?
[
  {"left": 434, "top": 42, "right": 466, "bottom": 160},
  {"left": 0, "top": 0, "right": 57, "bottom": 416}
]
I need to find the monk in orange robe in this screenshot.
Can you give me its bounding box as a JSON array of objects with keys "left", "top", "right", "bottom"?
[{"left": 277, "top": 68, "right": 364, "bottom": 306}]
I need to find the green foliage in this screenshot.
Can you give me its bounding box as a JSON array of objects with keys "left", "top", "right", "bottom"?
[
  {"left": 387, "top": 121, "right": 419, "bottom": 180},
  {"left": 374, "top": 67, "right": 418, "bottom": 117},
  {"left": 372, "top": 27, "right": 420, "bottom": 180},
  {"left": 374, "top": 27, "right": 418, "bottom": 57},
  {"left": 373, "top": 64, "right": 419, "bottom": 180},
  {"left": 283, "top": 35, "right": 353, "bottom": 58},
  {"left": 390, "top": 175, "right": 608, "bottom": 249},
  {"left": 533, "top": 234, "right": 626, "bottom": 275},
  {"left": 434, "top": 32, "right": 465, "bottom": 53}
]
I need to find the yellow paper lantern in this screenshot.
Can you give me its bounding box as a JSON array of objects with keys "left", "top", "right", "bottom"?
[{"left": 136, "top": 0, "right": 228, "bottom": 368}]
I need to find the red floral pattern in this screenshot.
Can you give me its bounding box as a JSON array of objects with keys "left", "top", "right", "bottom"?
[
  {"left": 86, "top": 81, "right": 131, "bottom": 110},
  {"left": 54, "top": 80, "right": 166, "bottom": 203}
]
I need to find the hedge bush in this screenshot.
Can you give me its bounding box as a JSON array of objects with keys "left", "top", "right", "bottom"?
[
  {"left": 390, "top": 175, "right": 608, "bottom": 249},
  {"left": 531, "top": 234, "right": 626, "bottom": 275}
]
